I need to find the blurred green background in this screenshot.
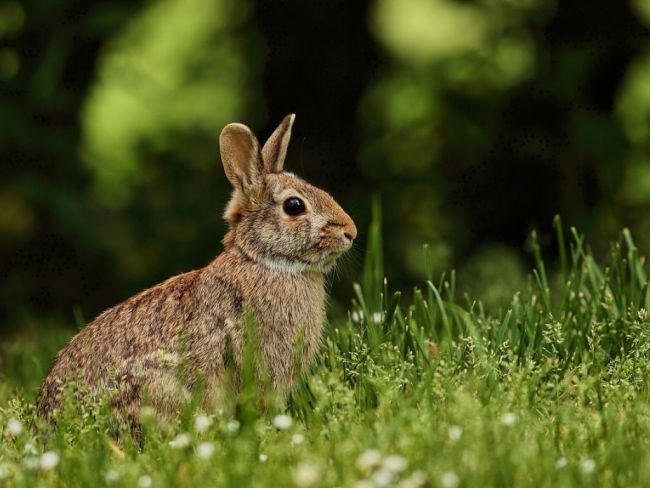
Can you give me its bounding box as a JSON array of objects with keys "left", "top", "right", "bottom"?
[{"left": 2, "top": 0, "right": 650, "bottom": 331}]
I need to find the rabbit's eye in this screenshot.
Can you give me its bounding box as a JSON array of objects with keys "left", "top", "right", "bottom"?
[{"left": 283, "top": 197, "right": 306, "bottom": 216}]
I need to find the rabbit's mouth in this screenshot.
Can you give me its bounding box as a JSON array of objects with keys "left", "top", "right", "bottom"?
[
  {"left": 315, "top": 247, "right": 348, "bottom": 272},
  {"left": 301, "top": 236, "right": 353, "bottom": 272}
]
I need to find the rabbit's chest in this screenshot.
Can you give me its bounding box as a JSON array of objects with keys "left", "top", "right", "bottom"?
[
  {"left": 249, "top": 272, "right": 326, "bottom": 384},
  {"left": 253, "top": 273, "right": 325, "bottom": 334}
]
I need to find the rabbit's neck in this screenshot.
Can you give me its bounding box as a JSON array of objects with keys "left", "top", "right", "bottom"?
[{"left": 229, "top": 242, "right": 324, "bottom": 276}]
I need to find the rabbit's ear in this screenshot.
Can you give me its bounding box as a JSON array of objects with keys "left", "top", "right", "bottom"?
[
  {"left": 220, "top": 123, "right": 264, "bottom": 194},
  {"left": 262, "top": 114, "right": 295, "bottom": 174}
]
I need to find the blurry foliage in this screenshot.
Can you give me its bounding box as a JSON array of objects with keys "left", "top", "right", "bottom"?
[
  {"left": 615, "top": 0, "right": 650, "bottom": 252},
  {"left": 457, "top": 244, "right": 527, "bottom": 311},
  {"left": 359, "top": 0, "right": 650, "bottom": 302},
  {"left": 0, "top": 0, "right": 262, "bottom": 327},
  {"left": 82, "top": 0, "right": 260, "bottom": 207},
  {"left": 2, "top": 0, "right": 650, "bottom": 330},
  {"left": 360, "top": 0, "right": 555, "bottom": 278}
]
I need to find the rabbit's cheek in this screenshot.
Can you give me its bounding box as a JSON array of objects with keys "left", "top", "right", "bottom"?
[{"left": 282, "top": 218, "right": 306, "bottom": 233}]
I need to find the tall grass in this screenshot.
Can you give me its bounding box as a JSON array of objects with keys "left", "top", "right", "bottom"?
[{"left": 2, "top": 213, "right": 650, "bottom": 487}]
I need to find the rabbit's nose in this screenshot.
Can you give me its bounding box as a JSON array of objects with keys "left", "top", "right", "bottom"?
[
  {"left": 329, "top": 217, "right": 357, "bottom": 243},
  {"left": 343, "top": 220, "right": 357, "bottom": 242}
]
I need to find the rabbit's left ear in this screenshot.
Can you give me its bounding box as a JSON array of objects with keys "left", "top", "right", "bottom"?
[
  {"left": 262, "top": 114, "right": 295, "bottom": 174},
  {"left": 220, "top": 123, "right": 264, "bottom": 195}
]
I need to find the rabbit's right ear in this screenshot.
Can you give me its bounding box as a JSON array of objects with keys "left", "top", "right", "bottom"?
[
  {"left": 220, "top": 123, "right": 264, "bottom": 194},
  {"left": 262, "top": 114, "right": 295, "bottom": 173}
]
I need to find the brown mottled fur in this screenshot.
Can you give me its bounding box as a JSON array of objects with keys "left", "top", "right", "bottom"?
[{"left": 38, "top": 114, "right": 356, "bottom": 420}]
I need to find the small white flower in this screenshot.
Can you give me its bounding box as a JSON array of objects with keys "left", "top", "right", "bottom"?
[
  {"left": 398, "top": 470, "right": 427, "bottom": 488},
  {"left": 555, "top": 457, "right": 568, "bottom": 469},
  {"left": 259, "top": 453, "right": 268, "bottom": 463},
  {"left": 441, "top": 471, "right": 460, "bottom": 488},
  {"left": 194, "top": 414, "right": 213, "bottom": 433},
  {"left": 501, "top": 412, "right": 517, "bottom": 427},
  {"left": 372, "top": 468, "right": 394, "bottom": 487},
  {"left": 138, "top": 474, "right": 152, "bottom": 488},
  {"left": 351, "top": 310, "right": 363, "bottom": 323},
  {"left": 23, "top": 442, "right": 37, "bottom": 455},
  {"left": 24, "top": 457, "right": 39, "bottom": 470},
  {"left": 273, "top": 414, "right": 293, "bottom": 430},
  {"left": 382, "top": 454, "right": 408, "bottom": 473},
  {"left": 371, "top": 312, "right": 383, "bottom": 324},
  {"left": 0, "top": 463, "right": 9, "bottom": 480},
  {"left": 6, "top": 418, "right": 22, "bottom": 436},
  {"left": 39, "top": 451, "right": 59, "bottom": 470},
  {"left": 447, "top": 425, "right": 463, "bottom": 442},
  {"left": 292, "top": 462, "right": 320, "bottom": 487},
  {"left": 354, "top": 481, "right": 374, "bottom": 488},
  {"left": 226, "top": 420, "right": 240, "bottom": 433},
  {"left": 356, "top": 449, "right": 382, "bottom": 472},
  {"left": 580, "top": 458, "right": 596, "bottom": 474},
  {"left": 291, "top": 433, "right": 305, "bottom": 446},
  {"left": 105, "top": 469, "right": 120, "bottom": 483},
  {"left": 196, "top": 442, "right": 215, "bottom": 460},
  {"left": 169, "top": 432, "right": 191, "bottom": 449}
]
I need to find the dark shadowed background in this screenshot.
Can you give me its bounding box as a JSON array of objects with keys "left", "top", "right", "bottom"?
[{"left": 2, "top": 0, "right": 650, "bottom": 331}]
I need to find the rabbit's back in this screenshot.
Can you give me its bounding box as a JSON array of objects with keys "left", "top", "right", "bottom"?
[{"left": 38, "top": 267, "right": 243, "bottom": 417}]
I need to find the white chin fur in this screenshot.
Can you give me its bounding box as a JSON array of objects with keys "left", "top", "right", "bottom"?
[{"left": 261, "top": 255, "right": 338, "bottom": 275}]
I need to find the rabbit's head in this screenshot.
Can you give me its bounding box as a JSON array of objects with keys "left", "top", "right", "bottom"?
[{"left": 219, "top": 114, "right": 357, "bottom": 273}]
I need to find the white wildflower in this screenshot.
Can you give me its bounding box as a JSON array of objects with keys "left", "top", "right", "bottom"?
[
  {"left": 555, "top": 457, "right": 568, "bottom": 469},
  {"left": 447, "top": 425, "right": 463, "bottom": 442},
  {"left": 441, "top": 471, "right": 460, "bottom": 488},
  {"left": 169, "top": 433, "right": 191, "bottom": 449},
  {"left": 105, "top": 469, "right": 120, "bottom": 483},
  {"left": 6, "top": 418, "right": 22, "bottom": 436},
  {"left": 259, "top": 453, "right": 268, "bottom": 463},
  {"left": 398, "top": 470, "right": 427, "bottom": 488},
  {"left": 196, "top": 442, "right": 215, "bottom": 460},
  {"left": 372, "top": 468, "right": 394, "bottom": 487},
  {"left": 24, "top": 457, "right": 39, "bottom": 470},
  {"left": 501, "top": 412, "right": 518, "bottom": 427},
  {"left": 356, "top": 449, "right": 382, "bottom": 472},
  {"left": 292, "top": 462, "right": 320, "bottom": 487},
  {"left": 580, "top": 458, "right": 596, "bottom": 474},
  {"left": 39, "top": 451, "right": 59, "bottom": 470},
  {"left": 351, "top": 310, "right": 363, "bottom": 323},
  {"left": 371, "top": 312, "right": 383, "bottom": 324},
  {"left": 354, "top": 480, "right": 374, "bottom": 488},
  {"left": 291, "top": 433, "right": 305, "bottom": 446},
  {"left": 273, "top": 414, "right": 293, "bottom": 430},
  {"left": 226, "top": 420, "right": 240, "bottom": 433},
  {"left": 138, "top": 474, "right": 152, "bottom": 488},
  {"left": 23, "top": 442, "right": 37, "bottom": 455},
  {"left": 382, "top": 454, "right": 408, "bottom": 473},
  {"left": 194, "top": 414, "right": 213, "bottom": 433}
]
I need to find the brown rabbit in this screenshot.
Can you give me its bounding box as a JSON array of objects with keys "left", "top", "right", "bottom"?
[{"left": 38, "top": 114, "right": 357, "bottom": 420}]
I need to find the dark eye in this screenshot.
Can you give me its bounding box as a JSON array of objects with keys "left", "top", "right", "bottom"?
[{"left": 283, "top": 197, "right": 306, "bottom": 216}]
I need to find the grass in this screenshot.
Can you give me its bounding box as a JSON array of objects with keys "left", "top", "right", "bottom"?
[{"left": 3, "top": 209, "right": 650, "bottom": 487}]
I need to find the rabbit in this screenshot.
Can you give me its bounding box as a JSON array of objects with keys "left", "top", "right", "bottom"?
[{"left": 37, "top": 114, "right": 357, "bottom": 421}]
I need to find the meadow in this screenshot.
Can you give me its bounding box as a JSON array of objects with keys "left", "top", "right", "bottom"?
[{"left": 2, "top": 211, "right": 650, "bottom": 488}]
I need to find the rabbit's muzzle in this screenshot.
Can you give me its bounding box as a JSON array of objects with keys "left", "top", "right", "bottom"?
[{"left": 319, "top": 216, "right": 357, "bottom": 255}]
